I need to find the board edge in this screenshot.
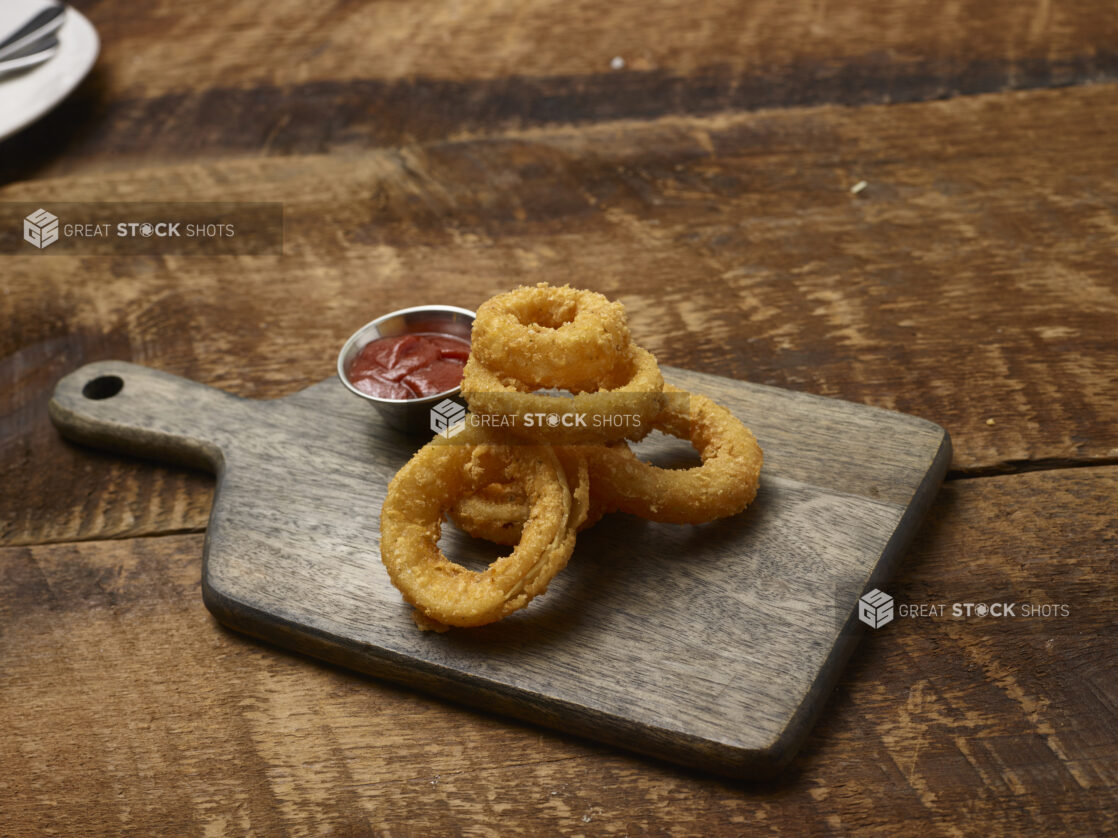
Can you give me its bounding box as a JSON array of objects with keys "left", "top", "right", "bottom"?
[
  {"left": 758, "top": 423, "right": 954, "bottom": 768},
  {"left": 200, "top": 571, "right": 798, "bottom": 780}
]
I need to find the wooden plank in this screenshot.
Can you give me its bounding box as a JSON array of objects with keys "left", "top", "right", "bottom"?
[
  {"left": 45, "top": 359, "right": 948, "bottom": 776},
  {"left": 1, "top": 467, "right": 1113, "bottom": 834},
  {"left": 3, "top": 84, "right": 1117, "bottom": 544},
  {"left": 4, "top": 0, "right": 1118, "bottom": 181},
  {"left": 74, "top": 0, "right": 1118, "bottom": 92}
]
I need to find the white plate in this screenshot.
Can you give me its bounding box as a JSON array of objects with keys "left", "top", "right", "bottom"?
[{"left": 0, "top": 3, "right": 99, "bottom": 141}]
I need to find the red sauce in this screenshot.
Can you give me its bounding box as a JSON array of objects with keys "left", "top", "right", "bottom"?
[{"left": 347, "top": 332, "right": 470, "bottom": 399}]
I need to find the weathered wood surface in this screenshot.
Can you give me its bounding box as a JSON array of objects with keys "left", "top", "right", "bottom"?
[
  {"left": 4, "top": 83, "right": 1118, "bottom": 545},
  {"left": 2, "top": 467, "right": 1113, "bottom": 835},
  {"left": 2, "top": 0, "right": 1117, "bottom": 830},
  {"left": 46, "top": 359, "right": 948, "bottom": 776},
  {"left": 3, "top": 0, "right": 1118, "bottom": 181}
]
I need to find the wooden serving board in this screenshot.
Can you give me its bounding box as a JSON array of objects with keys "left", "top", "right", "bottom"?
[{"left": 49, "top": 360, "right": 949, "bottom": 778}]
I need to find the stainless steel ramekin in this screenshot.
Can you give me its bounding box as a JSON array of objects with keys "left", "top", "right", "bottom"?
[{"left": 337, "top": 305, "right": 475, "bottom": 433}]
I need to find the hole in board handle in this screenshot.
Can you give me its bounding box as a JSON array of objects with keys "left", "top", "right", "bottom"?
[{"left": 82, "top": 375, "right": 124, "bottom": 400}]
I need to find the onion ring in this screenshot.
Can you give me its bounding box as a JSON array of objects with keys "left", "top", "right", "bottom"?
[
  {"left": 448, "top": 482, "right": 528, "bottom": 546},
  {"left": 379, "top": 426, "right": 585, "bottom": 627},
  {"left": 449, "top": 448, "right": 606, "bottom": 545},
  {"left": 470, "top": 283, "right": 631, "bottom": 393},
  {"left": 585, "top": 384, "right": 763, "bottom": 524},
  {"left": 461, "top": 344, "right": 665, "bottom": 444}
]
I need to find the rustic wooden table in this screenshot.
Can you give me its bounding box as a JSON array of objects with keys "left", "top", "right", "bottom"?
[{"left": 2, "top": 1, "right": 1116, "bottom": 834}]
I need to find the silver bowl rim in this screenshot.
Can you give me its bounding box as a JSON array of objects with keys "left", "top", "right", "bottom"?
[{"left": 336, "top": 304, "right": 476, "bottom": 405}]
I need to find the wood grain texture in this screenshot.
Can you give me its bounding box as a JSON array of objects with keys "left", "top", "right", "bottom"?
[
  {"left": 0, "top": 0, "right": 1113, "bottom": 829},
  {"left": 46, "top": 359, "right": 948, "bottom": 776},
  {"left": 3, "top": 83, "right": 1117, "bottom": 545},
  {"left": 73, "top": 0, "right": 1118, "bottom": 92},
  {"left": 2, "top": 467, "right": 1112, "bottom": 835},
  {"left": 3, "top": 0, "right": 1117, "bottom": 182}
]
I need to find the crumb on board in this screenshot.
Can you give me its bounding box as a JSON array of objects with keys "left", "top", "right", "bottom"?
[
  {"left": 412, "top": 609, "right": 450, "bottom": 632},
  {"left": 610, "top": 56, "right": 625, "bottom": 70},
  {"left": 986, "top": 418, "right": 996, "bottom": 426},
  {"left": 850, "top": 180, "right": 868, "bottom": 195}
]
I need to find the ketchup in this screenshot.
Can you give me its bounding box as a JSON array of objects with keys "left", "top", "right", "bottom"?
[{"left": 347, "top": 332, "right": 470, "bottom": 399}]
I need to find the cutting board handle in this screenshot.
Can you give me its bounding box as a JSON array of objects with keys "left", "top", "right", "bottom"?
[{"left": 49, "top": 360, "right": 248, "bottom": 471}]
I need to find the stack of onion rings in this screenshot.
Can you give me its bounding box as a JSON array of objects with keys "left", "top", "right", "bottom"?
[
  {"left": 462, "top": 283, "right": 665, "bottom": 444},
  {"left": 379, "top": 283, "right": 763, "bottom": 630}
]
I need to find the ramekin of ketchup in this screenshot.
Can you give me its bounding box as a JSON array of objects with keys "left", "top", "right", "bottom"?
[
  {"left": 347, "top": 332, "right": 470, "bottom": 400},
  {"left": 337, "top": 305, "right": 475, "bottom": 433}
]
